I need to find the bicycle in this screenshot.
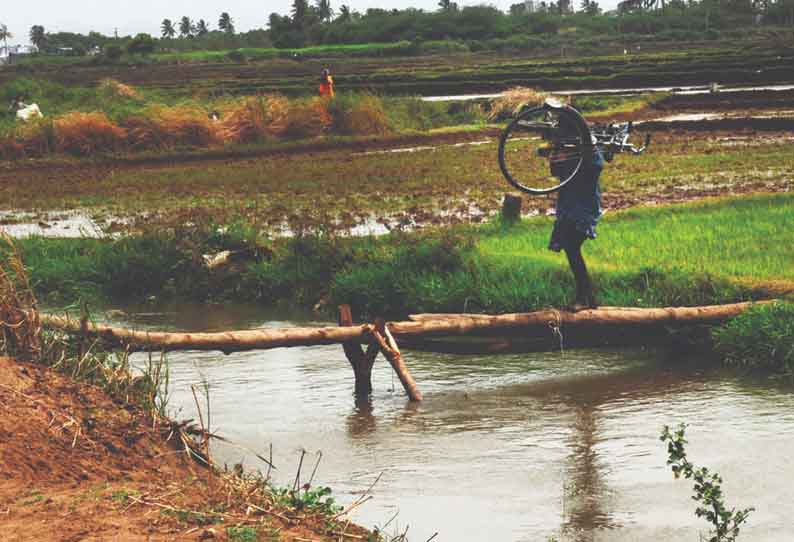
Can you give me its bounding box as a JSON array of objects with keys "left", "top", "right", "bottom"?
[{"left": 498, "top": 98, "right": 651, "bottom": 195}]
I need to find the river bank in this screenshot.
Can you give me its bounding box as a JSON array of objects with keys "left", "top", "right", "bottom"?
[{"left": 0, "top": 353, "right": 371, "bottom": 542}]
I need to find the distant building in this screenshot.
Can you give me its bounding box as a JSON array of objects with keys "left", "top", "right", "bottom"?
[{"left": 0, "top": 44, "right": 39, "bottom": 65}]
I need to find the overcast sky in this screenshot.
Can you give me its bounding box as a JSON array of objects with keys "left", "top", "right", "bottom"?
[{"left": 2, "top": 0, "right": 621, "bottom": 44}]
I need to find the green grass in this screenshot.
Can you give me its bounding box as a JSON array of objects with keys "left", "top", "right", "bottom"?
[
  {"left": 330, "top": 194, "right": 794, "bottom": 316},
  {"left": 16, "top": 194, "right": 792, "bottom": 318},
  {"left": 713, "top": 301, "right": 794, "bottom": 373}
]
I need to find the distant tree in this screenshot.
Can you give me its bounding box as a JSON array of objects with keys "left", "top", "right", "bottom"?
[
  {"left": 104, "top": 43, "right": 123, "bottom": 60},
  {"left": 438, "top": 0, "right": 459, "bottom": 12},
  {"left": 292, "top": 0, "right": 310, "bottom": 26},
  {"left": 161, "top": 19, "right": 176, "bottom": 39},
  {"left": 316, "top": 0, "right": 333, "bottom": 21},
  {"left": 196, "top": 19, "right": 209, "bottom": 36},
  {"left": 0, "top": 24, "right": 12, "bottom": 52},
  {"left": 580, "top": 0, "right": 601, "bottom": 13},
  {"left": 218, "top": 12, "right": 235, "bottom": 34},
  {"left": 126, "top": 33, "right": 155, "bottom": 55},
  {"left": 337, "top": 4, "right": 352, "bottom": 21},
  {"left": 510, "top": 2, "right": 528, "bottom": 15},
  {"left": 179, "top": 16, "right": 193, "bottom": 38},
  {"left": 29, "top": 25, "right": 46, "bottom": 49}
]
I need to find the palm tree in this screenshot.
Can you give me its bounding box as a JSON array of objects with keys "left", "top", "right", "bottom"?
[
  {"left": 0, "top": 24, "right": 12, "bottom": 53},
  {"left": 337, "top": 4, "right": 352, "bottom": 21},
  {"left": 196, "top": 19, "right": 209, "bottom": 36},
  {"left": 29, "top": 25, "right": 46, "bottom": 49},
  {"left": 218, "top": 12, "right": 235, "bottom": 34},
  {"left": 316, "top": 0, "right": 333, "bottom": 21},
  {"left": 438, "top": 0, "right": 459, "bottom": 11},
  {"left": 161, "top": 19, "right": 176, "bottom": 39},
  {"left": 292, "top": 0, "right": 310, "bottom": 26},
  {"left": 179, "top": 16, "right": 193, "bottom": 38}
]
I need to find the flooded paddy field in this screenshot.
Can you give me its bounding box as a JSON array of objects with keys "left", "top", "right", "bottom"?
[{"left": 113, "top": 303, "right": 794, "bottom": 542}]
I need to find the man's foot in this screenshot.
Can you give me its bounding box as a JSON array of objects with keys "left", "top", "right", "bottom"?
[{"left": 563, "top": 299, "right": 598, "bottom": 313}]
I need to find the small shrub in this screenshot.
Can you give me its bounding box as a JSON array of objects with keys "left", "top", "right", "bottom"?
[
  {"left": 54, "top": 112, "right": 126, "bottom": 156},
  {"left": 104, "top": 44, "right": 123, "bottom": 61},
  {"left": 712, "top": 301, "right": 794, "bottom": 373},
  {"left": 326, "top": 93, "right": 390, "bottom": 136},
  {"left": 661, "top": 424, "right": 753, "bottom": 542}
]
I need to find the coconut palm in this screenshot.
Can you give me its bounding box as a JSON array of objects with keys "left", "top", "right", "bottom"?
[
  {"left": 316, "top": 0, "right": 333, "bottom": 21},
  {"left": 337, "top": 4, "right": 352, "bottom": 21},
  {"left": 161, "top": 19, "right": 176, "bottom": 39},
  {"left": 196, "top": 19, "right": 209, "bottom": 36},
  {"left": 179, "top": 16, "right": 193, "bottom": 38},
  {"left": 292, "top": 0, "right": 310, "bottom": 25},
  {"left": 218, "top": 12, "right": 235, "bottom": 34}
]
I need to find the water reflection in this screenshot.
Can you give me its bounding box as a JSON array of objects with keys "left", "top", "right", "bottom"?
[{"left": 119, "top": 303, "right": 794, "bottom": 542}]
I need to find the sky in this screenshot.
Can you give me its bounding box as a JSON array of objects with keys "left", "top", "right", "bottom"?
[{"left": 1, "top": 0, "right": 621, "bottom": 44}]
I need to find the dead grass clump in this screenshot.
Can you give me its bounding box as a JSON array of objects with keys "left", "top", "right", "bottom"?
[
  {"left": 144, "top": 105, "right": 221, "bottom": 148},
  {"left": 99, "top": 78, "right": 142, "bottom": 100},
  {"left": 0, "top": 234, "right": 41, "bottom": 360},
  {"left": 489, "top": 87, "right": 551, "bottom": 120},
  {"left": 0, "top": 119, "right": 56, "bottom": 158},
  {"left": 122, "top": 115, "right": 170, "bottom": 151},
  {"left": 269, "top": 97, "right": 331, "bottom": 139},
  {"left": 220, "top": 96, "right": 273, "bottom": 144},
  {"left": 54, "top": 112, "right": 126, "bottom": 156},
  {"left": 328, "top": 93, "right": 390, "bottom": 136}
]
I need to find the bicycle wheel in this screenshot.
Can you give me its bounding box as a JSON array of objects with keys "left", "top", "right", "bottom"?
[{"left": 498, "top": 104, "right": 591, "bottom": 195}]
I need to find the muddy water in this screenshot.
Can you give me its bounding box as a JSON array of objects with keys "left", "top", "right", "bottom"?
[{"left": 119, "top": 303, "right": 794, "bottom": 542}]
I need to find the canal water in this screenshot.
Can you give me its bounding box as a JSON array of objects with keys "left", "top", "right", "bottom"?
[{"left": 116, "top": 303, "right": 794, "bottom": 542}]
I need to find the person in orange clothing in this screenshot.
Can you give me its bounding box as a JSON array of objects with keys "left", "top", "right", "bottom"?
[{"left": 319, "top": 68, "right": 335, "bottom": 97}]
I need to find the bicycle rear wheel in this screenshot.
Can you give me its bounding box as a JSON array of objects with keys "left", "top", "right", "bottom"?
[{"left": 498, "top": 104, "right": 591, "bottom": 195}]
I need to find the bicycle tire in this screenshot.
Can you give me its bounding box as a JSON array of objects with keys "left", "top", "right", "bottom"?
[{"left": 498, "top": 104, "right": 592, "bottom": 195}]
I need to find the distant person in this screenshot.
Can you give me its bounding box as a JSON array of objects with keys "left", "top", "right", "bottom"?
[
  {"left": 546, "top": 110, "right": 605, "bottom": 311},
  {"left": 319, "top": 68, "right": 335, "bottom": 98}
]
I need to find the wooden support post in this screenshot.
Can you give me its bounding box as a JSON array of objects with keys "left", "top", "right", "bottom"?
[
  {"left": 371, "top": 319, "right": 423, "bottom": 402},
  {"left": 338, "top": 305, "right": 377, "bottom": 398},
  {"left": 501, "top": 194, "right": 522, "bottom": 224}
]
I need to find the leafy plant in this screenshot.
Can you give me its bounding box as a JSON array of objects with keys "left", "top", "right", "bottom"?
[{"left": 660, "top": 424, "right": 753, "bottom": 542}]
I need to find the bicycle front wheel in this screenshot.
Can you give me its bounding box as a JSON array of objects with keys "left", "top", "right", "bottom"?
[{"left": 498, "top": 105, "right": 591, "bottom": 195}]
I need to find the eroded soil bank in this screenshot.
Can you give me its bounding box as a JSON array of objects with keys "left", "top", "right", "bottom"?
[{"left": 0, "top": 356, "right": 369, "bottom": 542}]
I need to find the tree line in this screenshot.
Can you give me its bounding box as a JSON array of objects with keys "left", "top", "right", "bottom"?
[{"left": 1, "top": 0, "right": 792, "bottom": 59}]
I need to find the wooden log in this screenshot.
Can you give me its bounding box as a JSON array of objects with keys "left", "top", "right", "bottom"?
[
  {"left": 40, "top": 301, "right": 773, "bottom": 354},
  {"left": 339, "top": 305, "right": 378, "bottom": 397},
  {"left": 371, "top": 320, "right": 423, "bottom": 402}
]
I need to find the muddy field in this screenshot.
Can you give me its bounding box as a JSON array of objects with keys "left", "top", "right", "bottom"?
[{"left": 3, "top": 45, "right": 792, "bottom": 96}]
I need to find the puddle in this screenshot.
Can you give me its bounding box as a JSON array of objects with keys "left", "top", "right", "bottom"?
[{"left": 0, "top": 210, "right": 108, "bottom": 238}]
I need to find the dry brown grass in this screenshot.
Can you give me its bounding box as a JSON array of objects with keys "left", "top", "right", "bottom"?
[
  {"left": 269, "top": 97, "right": 331, "bottom": 139},
  {"left": 54, "top": 112, "right": 126, "bottom": 156},
  {"left": 138, "top": 106, "right": 221, "bottom": 149},
  {"left": 0, "top": 234, "right": 41, "bottom": 361},
  {"left": 99, "top": 78, "right": 142, "bottom": 100},
  {"left": 219, "top": 96, "right": 273, "bottom": 144},
  {"left": 328, "top": 93, "right": 390, "bottom": 136},
  {"left": 488, "top": 87, "right": 553, "bottom": 120}
]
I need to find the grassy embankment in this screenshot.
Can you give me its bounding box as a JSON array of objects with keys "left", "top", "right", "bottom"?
[{"left": 17, "top": 193, "right": 793, "bottom": 311}]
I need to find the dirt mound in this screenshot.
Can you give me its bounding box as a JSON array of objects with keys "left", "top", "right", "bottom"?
[{"left": 0, "top": 357, "right": 367, "bottom": 541}]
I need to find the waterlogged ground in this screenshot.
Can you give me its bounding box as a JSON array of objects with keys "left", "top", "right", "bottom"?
[
  {"left": 1, "top": 126, "right": 793, "bottom": 238},
  {"left": 114, "top": 303, "right": 794, "bottom": 542}
]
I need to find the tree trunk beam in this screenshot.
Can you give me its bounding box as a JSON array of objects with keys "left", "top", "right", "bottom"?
[{"left": 40, "top": 301, "right": 772, "bottom": 354}]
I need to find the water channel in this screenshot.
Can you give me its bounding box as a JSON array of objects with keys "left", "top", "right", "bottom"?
[{"left": 109, "top": 302, "right": 794, "bottom": 542}]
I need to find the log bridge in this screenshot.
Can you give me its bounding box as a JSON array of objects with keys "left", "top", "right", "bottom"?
[{"left": 39, "top": 301, "right": 770, "bottom": 402}]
